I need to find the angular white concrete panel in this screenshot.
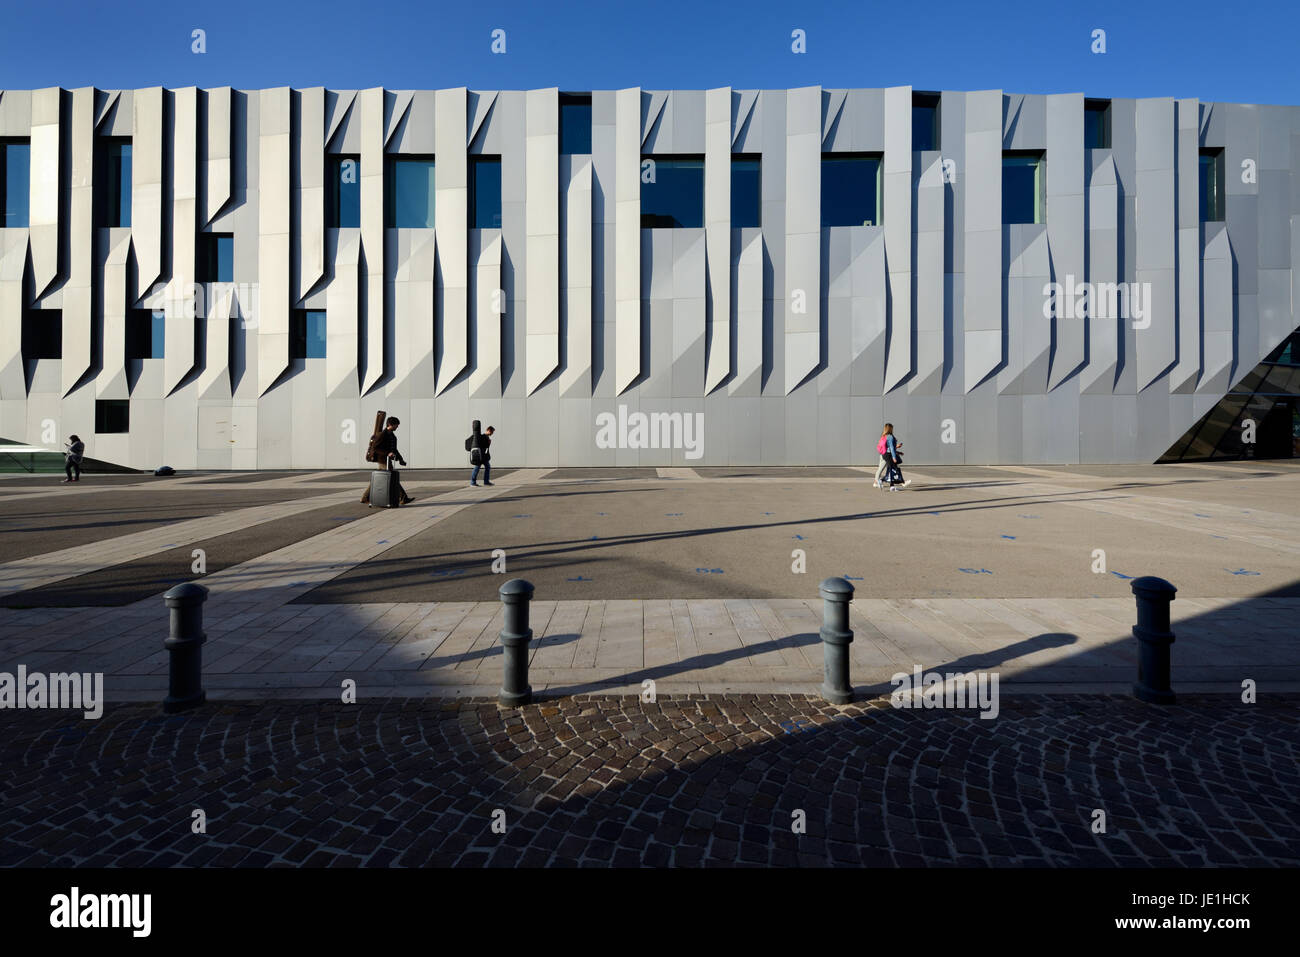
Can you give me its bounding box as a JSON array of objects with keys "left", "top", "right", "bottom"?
[
  {"left": 297, "top": 87, "right": 326, "bottom": 301},
  {"left": 206, "top": 87, "right": 232, "bottom": 225},
  {"left": 1045, "top": 93, "right": 1085, "bottom": 390},
  {"left": 910, "top": 152, "right": 945, "bottom": 394},
  {"left": 1081, "top": 153, "right": 1119, "bottom": 394},
  {"left": 132, "top": 87, "right": 165, "bottom": 302},
  {"left": 963, "top": 90, "right": 1003, "bottom": 392},
  {"left": 96, "top": 231, "right": 133, "bottom": 398},
  {"left": 525, "top": 88, "right": 560, "bottom": 394},
  {"left": 1199, "top": 227, "right": 1234, "bottom": 396},
  {"left": 197, "top": 281, "right": 234, "bottom": 399},
  {"left": 469, "top": 233, "right": 503, "bottom": 396},
  {"left": 257, "top": 88, "right": 292, "bottom": 396},
  {"left": 358, "top": 87, "right": 386, "bottom": 394},
  {"left": 0, "top": 231, "right": 25, "bottom": 400},
  {"left": 559, "top": 155, "right": 593, "bottom": 397},
  {"left": 166, "top": 87, "right": 199, "bottom": 394},
  {"left": 704, "top": 86, "right": 731, "bottom": 394},
  {"left": 435, "top": 87, "right": 468, "bottom": 394},
  {"left": 615, "top": 87, "right": 641, "bottom": 394},
  {"left": 784, "top": 86, "right": 821, "bottom": 394},
  {"left": 882, "top": 85, "right": 913, "bottom": 393},
  {"left": 729, "top": 230, "right": 763, "bottom": 396},
  {"left": 390, "top": 229, "right": 436, "bottom": 397},
  {"left": 1170, "top": 98, "right": 1202, "bottom": 393},
  {"left": 326, "top": 230, "right": 362, "bottom": 398},
  {"left": 1134, "top": 98, "right": 1177, "bottom": 392},
  {"left": 61, "top": 88, "right": 96, "bottom": 397},
  {"left": 27, "top": 87, "right": 60, "bottom": 299}
]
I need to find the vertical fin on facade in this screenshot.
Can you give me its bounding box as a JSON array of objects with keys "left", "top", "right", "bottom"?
[
  {"left": 963, "top": 89, "right": 1004, "bottom": 392},
  {"left": 205, "top": 87, "right": 232, "bottom": 226},
  {"left": 434, "top": 87, "right": 468, "bottom": 393},
  {"left": 358, "top": 87, "right": 386, "bottom": 394},
  {"left": 1171, "top": 97, "right": 1202, "bottom": 393},
  {"left": 1046, "top": 93, "right": 1085, "bottom": 390},
  {"left": 559, "top": 153, "right": 592, "bottom": 397},
  {"left": 784, "top": 85, "right": 821, "bottom": 394},
  {"left": 1134, "top": 97, "right": 1177, "bottom": 391},
  {"left": 166, "top": 87, "right": 199, "bottom": 394},
  {"left": 883, "top": 85, "right": 914, "bottom": 393},
  {"left": 469, "top": 232, "right": 503, "bottom": 396},
  {"left": 525, "top": 88, "right": 560, "bottom": 394},
  {"left": 615, "top": 87, "right": 642, "bottom": 394},
  {"left": 703, "top": 86, "right": 731, "bottom": 394},
  {"left": 297, "top": 87, "right": 326, "bottom": 302},
  {"left": 256, "top": 87, "right": 292, "bottom": 396},
  {"left": 132, "top": 87, "right": 164, "bottom": 303},
  {"left": 62, "top": 87, "right": 96, "bottom": 397}
]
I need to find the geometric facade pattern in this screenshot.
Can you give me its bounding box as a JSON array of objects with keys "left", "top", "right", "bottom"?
[{"left": 0, "top": 86, "right": 1297, "bottom": 468}]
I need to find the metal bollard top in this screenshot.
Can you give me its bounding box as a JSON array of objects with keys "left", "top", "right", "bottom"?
[
  {"left": 164, "top": 582, "right": 210, "bottom": 605},
  {"left": 819, "top": 577, "right": 855, "bottom": 601},
  {"left": 499, "top": 578, "right": 536, "bottom": 602},
  {"left": 1130, "top": 576, "right": 1177, "bottom": 601}
]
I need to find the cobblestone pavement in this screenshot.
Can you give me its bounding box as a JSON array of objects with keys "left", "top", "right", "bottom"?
[{"left": 2, "top": 694, "right": 1296, "bottom": 867}]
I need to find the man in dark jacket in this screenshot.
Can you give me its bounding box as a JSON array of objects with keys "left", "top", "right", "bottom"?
[
  {"left": 467, "top": 421, "right": 495, "bottom": 486},
  {"left": 63, "top": 435, "right": 85, "bottom": 483},
  {"left": 361, "top": 417, "right": 412, "bottom": 505}
]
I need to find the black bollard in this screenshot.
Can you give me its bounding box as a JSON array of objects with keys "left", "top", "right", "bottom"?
[
  {"left": 819, "top": 577, "right": 855, "bottom": 704},
  {"left": 498, "top": 578, "right": 535, "bottom": 707},
  {"left": 163, "top": 582, "right": 209, "bottom": 714},
  {"left": 1131, "top": 576, "right": 1177, "bottom": 704}
]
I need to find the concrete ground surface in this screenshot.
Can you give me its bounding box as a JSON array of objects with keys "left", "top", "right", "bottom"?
[
  {"left": 0, "top": 460, "right": 1296, "bottom": 697},
  {"left": 1, "top": 694, "right": 1296, "bottom": 867}
]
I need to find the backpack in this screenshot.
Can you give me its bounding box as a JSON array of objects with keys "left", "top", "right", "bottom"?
[{"left": 877, "top": 435, "right": 889, "bottom": 455}]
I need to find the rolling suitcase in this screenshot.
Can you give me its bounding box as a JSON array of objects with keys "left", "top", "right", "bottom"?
[{"left": 369, "top": 461, "right": 399, "bottom": 508}]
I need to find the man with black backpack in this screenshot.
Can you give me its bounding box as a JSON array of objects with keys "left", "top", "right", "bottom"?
[{"left": 466, "top": 420, "right": 494, "bottom": 486}]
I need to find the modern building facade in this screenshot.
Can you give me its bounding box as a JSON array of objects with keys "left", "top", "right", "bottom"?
[{"left": 0, "top": 86, "right": 1297, "bottom": 469}]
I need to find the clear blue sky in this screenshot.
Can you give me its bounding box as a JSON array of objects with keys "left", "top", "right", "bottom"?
[{"left": 0, "top": 0, "right": 1295, "bottom": 105}]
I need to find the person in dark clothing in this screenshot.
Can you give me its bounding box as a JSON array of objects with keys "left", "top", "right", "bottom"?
[
  {"left": 467, "top": 421, "right": 495, "bottom": 486},
  {"left": 361, "top": 417, "right": 412, "bottom": 504},
  {"left": 62, "top": 435, "right": 85, "bottom": 483}
]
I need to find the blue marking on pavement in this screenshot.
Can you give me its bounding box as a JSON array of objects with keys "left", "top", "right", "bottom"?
[
  {"left": 590, "top": 535, "right": 600, "bottom": 540},
  {"left": 928, "top": 511, "right": 941, "bottom": 516},
  {"left": 566, "top": 575, "right": 593, "bottom": 582},
  {"left": 695, "top": 568, "right": 725, "bottom": 574},
  {"left": 1194, "top": 513, "right": 1212, "bottom": 518},
  {"left": 1018, "top": 514, "right": 1041, "bottom": 519},
  {"left": 512, "top": 514, "right": 531, "bottom": 518},
  {"left": 1109, "top": 571, "right": 1134, "bottom": 580},
  {"left": 1000, "top": 534, "right": 1016, "bottom": 540},
  {"left": 763, "top": 511, "right": 774, "bottom": 515},
  {"left": 376, "top": 540, "right": 388, "bottom": 544},
  {"left": 792, "top": 534, "right": 805, "bottom": 540},
  {"left": 959, "top": 568, "right": 993, "bottom": 575},
  {"left": 665, "top": 512, "right": 683, "bottom": 516},
  {"left": 596, "top": 512, "right": 608, "bottom": 516},
  {"left": 843, "top": 574, "right": 864, "bottom": 581},
  {"left": 1209, "top": 534, "right": 1227, "bottom": 539},
  {"left": 1227, "top": 568, "right": 1260, "bottom": 576}
]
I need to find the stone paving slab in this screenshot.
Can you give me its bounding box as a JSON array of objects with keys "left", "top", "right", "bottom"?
[{"left": 2, "top": 694, "right": 1295, "bottom": 867}]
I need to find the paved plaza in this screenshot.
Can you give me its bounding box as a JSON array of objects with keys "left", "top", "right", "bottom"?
[
  {"left": 2, "top": 694, "right": 1296, "bottom": 867},
  {"left": 2, "top": 461, "right": 1298, "bottom": 869},
  {"left": 0, "top": 461, "right": 1297, "bottom": 698}
]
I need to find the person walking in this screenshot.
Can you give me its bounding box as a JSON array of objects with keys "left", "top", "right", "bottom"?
[
  {"left": 873, "top": 425, "right": 891, "bottom": 488},
  {"left": 361, "top": 416, "right": 413, "bottom": 505},
  {"left": 467, "top": 421, "right": 495, "bottom": 486},
  {"left": 880, "top": 423, "right": 911, "bottom": 490},
  {"left": 62, "top": 435, "right": 85, "bottom": 483}
]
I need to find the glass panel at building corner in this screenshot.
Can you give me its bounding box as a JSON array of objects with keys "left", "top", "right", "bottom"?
[{"left": 4, "top": 142, "right": 30, "bottom": 227}]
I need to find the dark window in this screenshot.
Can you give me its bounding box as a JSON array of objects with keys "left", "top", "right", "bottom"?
[
  {"left": 327, "top": 155, "right": 360, "bottom": 228},
  {"left": 97, "top": 139, "right": 132, "bottom": 228},
  {"left": 731, "top": 156, "right": 761, "bottom": 228},
  {"left": 641, "top": 156, "right": 704, "bottom": 228},
  {"left": 560, "top": 94, "right": 592, "bottom": 154},
  {"left": 1084, "top": 99, "right": 1111, "bottom": 149},
  {"left": 21, "top": 308, "right": 60, "bottom": 360},
  {"left": 385, "top": 157, "right": 435, "bottom": 228},
  {"left": 199, "top": 233, "right": 233, "bottom": 282},
  {"left": 1002, "top": 152, "right": 1045, "bottom": 224},
  {"left": 126, "top": 309, "right": 164, "bottom": 359},
  {"left": 1, "top": 139, "right": 30, "bottom": 228},
  {"left": 95, "top": 399, "right": 130, "bottom": 434},
  {"left": 912, "top": 93, "right": 941, "bottom": 151},
  {"left": 821, "top": 154, "right": 882, "bottom": 226},
  {"left": 1200, "top": 149, "right": 1225, "bottom": 222},
  {"left": 291, "top": 310, "right": 327, "bottom": 359},
  {"left": 471, "top": 157, "right": 502, "bottom": 228}
]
